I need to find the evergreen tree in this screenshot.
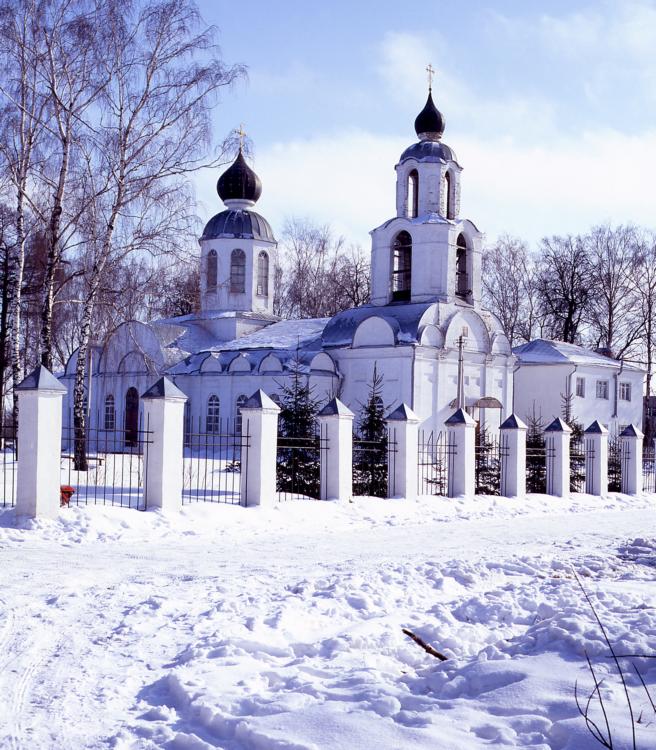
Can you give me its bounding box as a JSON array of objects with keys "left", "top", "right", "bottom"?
[
  {"left": 561, "top": 393, "right": 585, "bottom": 491},
  {"left": 353, "top": 364, "right": 388, "bottom": 497},
  {"left": 526, "top": 408, "right": 547, "bottom": 493},
  {"left": 276, "top": 357, "right": 321, "bottom": 497},
  {"left": 474, "top": 425, "right": 500, "bottom": 495}
]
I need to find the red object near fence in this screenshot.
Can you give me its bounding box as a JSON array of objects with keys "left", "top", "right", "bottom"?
[{"left": 60, "top": 485, "right": 75, "bottom": 507}]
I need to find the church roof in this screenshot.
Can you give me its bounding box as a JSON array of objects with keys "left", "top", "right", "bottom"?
[
  {"left": 399, "top": 140, "right": 457, "bottom": 164},
  {"left": 201, "top": 209, "right": 275, "bottom": 242},
  {"left": 322, "top": 301, "right": 434, "bottom": 348},
  {"left": 513, "top": 339, "right": 644, "bottom": 371}
]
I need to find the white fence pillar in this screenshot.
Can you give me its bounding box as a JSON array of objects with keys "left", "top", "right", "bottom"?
[
  {"left": 142, "top": 377, "right": 187, "bottom": 512},
  {"left": 317, "top": 398, "right": 354, "bottom": 501},
  {"left": 15, "top": 366, "right": 67, "bottom": 519},
  {"left": 445, "top": 408, "right": 475, "bottom": 498},
  {"left": 240, "top": 390, "right": 280, "bottom": 507},
  {"left": 584, "top": 420, "right": 608, "bottom": 496},
  {"left": 499, "top": 414, "right": 527, "bottom": 498},
  {"left": 545, "top": 417, "right": 571, "bottom": 497},
  {"left": 620, "top": 424, "right": 643, "bottom": 495},
  {"left": 385, "top": 403, "right": 420, "bottom": 500}
]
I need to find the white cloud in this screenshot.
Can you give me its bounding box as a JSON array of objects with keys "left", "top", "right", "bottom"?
[{"left": 192, "top": 125, "right": 656, "bottom": 252}]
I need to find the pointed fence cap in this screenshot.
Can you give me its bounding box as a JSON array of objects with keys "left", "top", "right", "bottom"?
[
  {"left": 544, "top": 417, "right": 572, "bottom": 433},
  {"left": 16, "top": 365, "right": 67, "bottom": 393},
  {"left": 318, "top": 397, "right": 354, "bottom": 418},
  {"left": 620, "top": 423, "right": 644, "bottom": 439},
  {"left": 585, "top": 419, "right": 608, "bottom": 435},
  {"left": 499, "top": 413, "right": 527, "bottom": 431},
  {"left": 141, "top": 376, "right": 187, "bottom": 401},
  {"left": 242, "top": 389, "right": 280, "bottom": 411},
  {"left": 385, "top": 403, "right": 420, "bottom": 423},
  {"left": 445, "top": 407, "right": 476, "bottom": 426}
]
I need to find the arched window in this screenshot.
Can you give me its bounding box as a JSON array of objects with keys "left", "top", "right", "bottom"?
[
  {"left": 207, "top": 249, "right": 217, "bottom": 289},
  {"left": 184, "top": 400, "right": 192, "bottom": 447},
  {"left": 206, "top": 394, "right": 220, "bottom": 433},
  {"left": 391, "top": 231, "right": 412, "bottom": 302},
  {"left": 257, "top": 251, "right": 269, "bottom": 296},
  {"left": 235, "top": 394, "right": 248, "bottom": 434},
  {"left": 104, "top": 394, "right": 115, "bottom": 430},
  {"left": 407, "top": 170, "right": 418, "bottom": 218},
  {"left": 445, "top": 171, "right": 453, "bottom": 219},
  {"left": 456, "top": 233, "right": 469, "bottom": 298},
  {"left": 230, "top": 249, "right": 246, "bottom": 293},
  {"left": 124, "top": 387, "right": 139, "bottom": 447}
]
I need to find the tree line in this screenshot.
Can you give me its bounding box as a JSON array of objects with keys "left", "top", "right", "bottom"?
[
  {"left": 0, "top": 0, "right": 243, "bottom": 431},
  {"left": 482, "top": 225, "right": 656, "bottom": 394}
]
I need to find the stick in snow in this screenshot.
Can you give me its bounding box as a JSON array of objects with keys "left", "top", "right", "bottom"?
[{"left": 402, "top": 628, "right": 448, "bottom": 661}]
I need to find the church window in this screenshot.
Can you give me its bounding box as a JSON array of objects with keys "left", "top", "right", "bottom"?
[
  {"left": 235, "top": 393, "right": 248, "bottom": 434},
  {"left": 391, "top": 231, "right": 412, "bottom": 302},
  {"left": 124, "top": 387, "right": 139, "bottom": 447},
  {"left": 619, "top": 382, "right": 632, "bottom": 401},
  {"left": 445, "top": 171, "right": 453, "bottom": 219},
  {"left": 104, "top": 394, "right": 115, "bottom": 430},
  {"left": 206, "top": 394, "right": 220, "bottom": 433},
  {"left": 596, "top": 380, "right": 609, "bottom": 400},
  {"left": 230, "top": 249, "right": 246, "bottom": 293},
  {"left": 407, "top": 170, "right": 418, "bottom": 218},
  {"left": 455, "top": 234, "right": 469, "bottom": 298},
  {"left": 207, "top": 249, "right": 217, "bottom": 289},
  {"left": 184, "top": 400, "right": 192, "bottom": 446},
  {"left": 257, "top": 251, "right": 269, "bottom": 296}
]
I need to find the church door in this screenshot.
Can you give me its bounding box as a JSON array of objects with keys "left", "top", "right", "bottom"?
[{"left": 124, "top": 387, "right": 139, "bottom": 447}]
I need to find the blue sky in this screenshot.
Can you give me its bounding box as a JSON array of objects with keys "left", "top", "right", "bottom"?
[{"left": 193, "top": 0, "right": 656, "bottom": 249}]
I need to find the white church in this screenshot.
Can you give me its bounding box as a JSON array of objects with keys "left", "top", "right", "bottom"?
[{"left": 60, "top": 87, "right": 641, "bottom": 438}]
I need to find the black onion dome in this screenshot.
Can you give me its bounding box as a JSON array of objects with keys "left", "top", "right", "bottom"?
[
  {"left": 202, "top": 209, "right": 275, "bottom": 242},
  {"left": 217, "top": 149, "right": 262, "bottom": 203},
  {"left": 414, "top": 90, "right": 445, "bottom": 140},
  {"left": 399, "top": 140, "right": 457, "bottom": 164}
]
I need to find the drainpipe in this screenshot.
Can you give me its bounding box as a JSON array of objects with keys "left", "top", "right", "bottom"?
[
  {"left": 613, "top": 359, "right": 625, "bottom": 419},
  {"left": 566, "top": 364, "right": 578, "bottom": 421}
]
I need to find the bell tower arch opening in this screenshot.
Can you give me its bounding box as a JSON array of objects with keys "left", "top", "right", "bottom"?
[
  {"left": 407, "top": 170, "right": 418, "bottom": 218},
  {"left": 391, "top": 231, "right": 412, "bottom": 302},
  {"left": 456, "top": 233, "right": 470, "bottom": 299}
]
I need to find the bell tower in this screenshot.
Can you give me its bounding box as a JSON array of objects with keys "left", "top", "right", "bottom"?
[{"left": 369, "top": 78, "right": 482, "bottom": 308}]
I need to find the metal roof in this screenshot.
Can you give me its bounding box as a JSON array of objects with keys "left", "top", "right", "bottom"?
[{"left": 201, "top": 209, "right": 275, "bottom": 242}]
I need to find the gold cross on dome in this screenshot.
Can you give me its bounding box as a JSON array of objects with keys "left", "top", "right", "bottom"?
[
  {"left": 237, "top": 123, "right": 246, "bottom": 149},
  {"left": 426, "top": 63, "right": 435, "bottom": 89}
]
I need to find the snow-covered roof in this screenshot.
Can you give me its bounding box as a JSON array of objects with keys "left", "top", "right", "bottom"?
[
  {"left": 217, "top": 317, "right": 328, "bottom": 352},
  {"left": 513, "top": 339, "right": 644, "bottom": 372},
  {"left": 322, "top": 302, "right": 434, "bottom": 348}
]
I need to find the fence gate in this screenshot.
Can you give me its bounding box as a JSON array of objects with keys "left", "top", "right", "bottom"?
[
  {"left": 570, "top": 437, "right": 586, "bottom": 492},
  {"left": 608, "top": 437, "right": 622, "bottom": 492},
  {"left": 276, "top": 422, "right": 326, "bottom": 501},
  {"left": 353, "top": 428, "right": 394, "bottom": 498},
  {"left": 60, "top": 419, "right": 152, "bottom": 510},
  {"left": 526, "top": 432, "right": 548, "bottom": 494},
  {"left": 417, "top": 430, "right": 456, "bottom": 496},
  {"left": 643, "top": 445, "right": 656, "bottom": 493},
  {"left": 183, "top": 417, "right": 245, "bottom": 505},
  {"left": 1, "top": 426, "right": 17, "bottom": 508}
]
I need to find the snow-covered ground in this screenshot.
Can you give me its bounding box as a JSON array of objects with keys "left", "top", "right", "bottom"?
[{"left": 0, "top": 492, "right": 655, "bottom": 749}]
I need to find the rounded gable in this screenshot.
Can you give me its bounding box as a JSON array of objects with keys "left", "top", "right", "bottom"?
[{"left": 352, "top": 316, "right": 397, "bottom": 348}]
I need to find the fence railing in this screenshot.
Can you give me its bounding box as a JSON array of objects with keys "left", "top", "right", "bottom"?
[
  {"left": 474, "top": 434, "right": 506, "bottom": 496},
  {"left": 60, "top": 421, "right": 152, "bottom": 510},
  {"left": 643, "top": 447, "right": 656, "bottom": 493},
  {"left": 1, "top": 426, "right": 17, "bottom": 508},
  {"left": 417, "top": 430, "right": 456, "bottom": 496},
  {"left": 353, "top": 429, "right": 394, "bottom": 498},
  {"left": 570, "top": 437, "right": 587, "bottom": 493},
  {"left": 276, "top": 423, "right": 327, "bottom": 501},
  {"left": 182, "top": 417, "right": 245, "bottom": 505}
]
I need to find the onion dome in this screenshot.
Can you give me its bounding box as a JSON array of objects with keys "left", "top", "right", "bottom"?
[
  {"left": 202, "top": 209, "right": 274, "bottom": 242},
  {"left": 217, "top": 149, "right": 262, "bottom": 206},
  {"left": 414, "top": 89, "right": 445, "bottom": 141}
]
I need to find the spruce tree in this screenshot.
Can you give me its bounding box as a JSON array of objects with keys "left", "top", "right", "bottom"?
[
  {"left": 474, "top": 425, "right": 500, "bottom": 495},
  {"left": 276, "top": 357, "right": 321, "bottom": 497},
  {"left": 353, "top": 364, "right": 388, "bottom": 497},
  {"left": 561, "top": 393, "right": 585, "bottom": 491},
  {"left": 526, "top": 408, "right": 546, "bottom": 493}
]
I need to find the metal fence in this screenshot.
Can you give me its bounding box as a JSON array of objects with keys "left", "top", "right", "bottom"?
[
  {"left": 644, "top": 446, "right": 656, "bottom": 493},
  {"left": 417, "top": 430, "right": 456, "bottom": 496},
  {"left": 474, "top": 433, "right": 506, "bottom": 496},
  {"left": 353, "top": 429, "right": 395, "bottom": 498},
  {"left": 608, "top": 437, "right": 622, "bottom": 492},
  {"left": 570, "top": 437, "right": 586, "bottom": 493},
  {"left": 526, "top": 432, "right": 549, "bottom": 494},
  {"left": 276, "top": 422, "right": 327, "bottom": 501},
  {"left": 60, "top": 421, "right": 152, "bottom": 510},
  {"left": 1, "top": 426, "right": 17, "bottom": 508},
  {"left": 182, "top": 417, "right": 245, "bottom": 505}
]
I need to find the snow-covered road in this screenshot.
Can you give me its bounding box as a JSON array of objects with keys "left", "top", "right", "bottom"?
[{"left": 0, "top": 494, "right": 655, "bottom": 749}]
